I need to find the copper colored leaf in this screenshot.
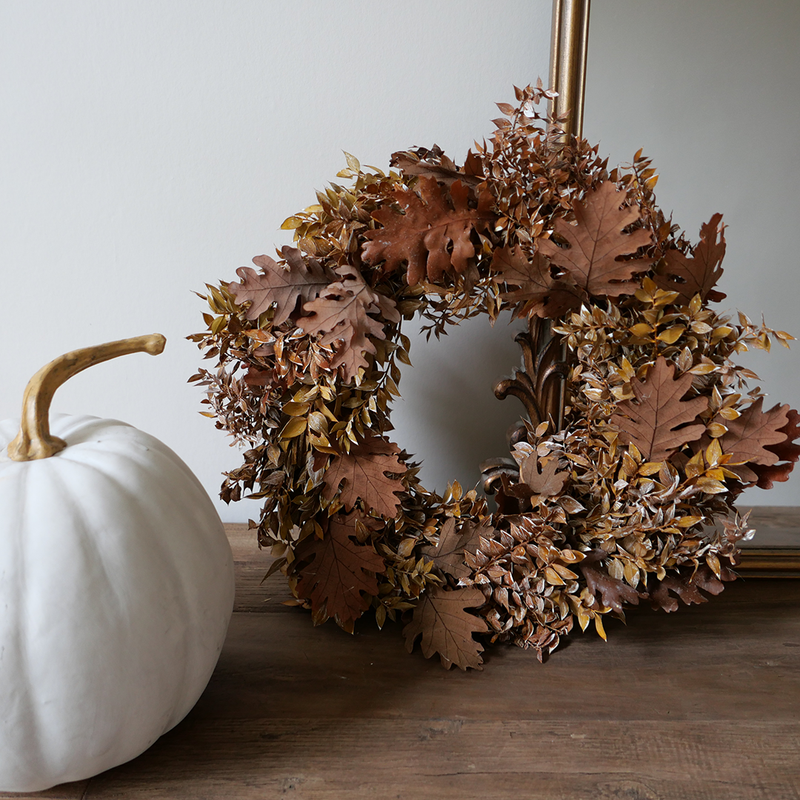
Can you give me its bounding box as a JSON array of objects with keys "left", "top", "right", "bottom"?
[
  {"left": 230, "top": 246, "right": 332, "bottom": 325},
  {"left": 609, "top": 357, "right": 707, "bottom": 461},
  {"left": 322, "top": 436, "right": 406, "bottom": 518},
  {"left": 653, "top": 213, "right": 726, "bottom": 304},
  {"left": 649, "top": 564, "right": 735, "bottom": 613},
  {"left": 421, "top": 518, "right": 489, "bottom": 580},
  {"left": 720, "top": 399, "right": 794, "bottom": 484},
  {"left": 491, "top": 245, "right": 582, "bottom": 319},
  {"left": 514, "top": 447, "right": 570, "bottom": 497},
  {"left": 579, "top": 552, "right": 640, "bottom": 615},
  {"left": 294, "top": 513, "right": 386, "bottom": 626},
  {"left": 362, "top": 177, "right": 495, "bottom": 285},
  {"left": 243, "top": 365, "right": 274, "bottom": 387},
  {"left": 749, "top": 408, "right": 800, "bottom": 489},
  {"left": 390, "top": 149, "right": 483, "bottom": 188},
  {"left": 298, "top": 264, "right": 400, "bottom": 381},
  {"left": 403, "top": 585, "right": 488, "bottom": 670},
  {"left": 537, "top": 181, "right": 652, "bottom": 298}
]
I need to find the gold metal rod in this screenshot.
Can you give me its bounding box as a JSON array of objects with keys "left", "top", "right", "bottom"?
[
  {"left": 549, "top": 0, "right": 591, "bottom": 138},
  {"left": 546, "top": 0, "right": 591, "bottom": 429}
]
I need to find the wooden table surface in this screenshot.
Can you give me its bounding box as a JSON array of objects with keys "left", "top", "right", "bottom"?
[{"left": 5, "top": 511, "right": 800, "bottom": 800}]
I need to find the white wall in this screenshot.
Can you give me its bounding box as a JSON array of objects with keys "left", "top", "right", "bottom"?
[{"left": 1, "top": 1, "right": 797, "bottom": 522}]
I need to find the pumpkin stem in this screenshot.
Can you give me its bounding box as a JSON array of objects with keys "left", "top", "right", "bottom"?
[{"left": 7, "top": 334, "right": 166, "bottom": 462}]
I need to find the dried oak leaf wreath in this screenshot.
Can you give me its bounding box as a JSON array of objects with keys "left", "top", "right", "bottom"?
[{"left": 191, "top": 84, "right": 800, "bottom": 670}]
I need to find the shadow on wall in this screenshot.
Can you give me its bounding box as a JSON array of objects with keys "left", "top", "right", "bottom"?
[{"left": 390, "top": 311, "right": 528, "bottom": 496}]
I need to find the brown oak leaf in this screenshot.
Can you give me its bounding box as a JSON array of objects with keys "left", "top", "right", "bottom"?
[
  {"left": 610, "top": 357, "right": 707, "bottom": 461},
  {"left": 294, "top": 513, "right": 386, "bottom": 627},
  {"left": 403, "top": 585, "right": 488, "bottom": 670},
  {"left": 421, "top": 518, "right": 490, "bottom": 580},
  {"left": 749, "top": 408, "right": 800, "bottom": 489},
  {"left": 537, "top": 180, "right": 653, "bottom": 298},
  {"left": 720, "top": 399, "right": 795, "bottom": 484},
  {"left": 491, "top": 245, "right": 582, "bottom": 319},
  {"left": 390, "top": 147, "right": 483, "bottom": 188},
  {"left": 230, "top": 246, "right": 332, "bottom": 325},
  {"left": 579, "top": 551, "right": 640, "bottom": 615},
  {"left": 653, "top": 213, "right": 726, "bottom": 304},
  {"left": 322, "top": 435, "right": 406, "bottom": 519},
  {"left": 648, "top": 563, "right": 735, "bottom": 613},
  {"left": 298, "top": 264, "right": 400, "bottom": 382},
  {"left": 362, "top": 176, "right": 495, "bottom": 285},
  {"left": 512, "top": 443, "right": 571, "bottom": 497}
]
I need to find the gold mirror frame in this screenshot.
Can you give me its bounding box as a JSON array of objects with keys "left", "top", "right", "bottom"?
[{"left": 547, "top": 0, "right": 799, "bottom": 577}]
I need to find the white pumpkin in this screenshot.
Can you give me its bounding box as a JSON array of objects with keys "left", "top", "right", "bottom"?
[{"left": 0, "top": 334, "right": 235, "bottom": 792}]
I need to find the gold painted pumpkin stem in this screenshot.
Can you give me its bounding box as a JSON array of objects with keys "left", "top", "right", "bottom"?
[{"left": 7, "top": 334, "right": 166, "bottom": 462}]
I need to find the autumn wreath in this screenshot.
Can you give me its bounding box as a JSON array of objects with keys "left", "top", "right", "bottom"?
[{"left": 191, "top": 84, "right": 799, "bottom": 669}]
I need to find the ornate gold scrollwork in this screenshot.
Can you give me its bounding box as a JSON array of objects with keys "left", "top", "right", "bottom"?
[{"left": 480, "top": 317, "right": 571, "bottom": 496}]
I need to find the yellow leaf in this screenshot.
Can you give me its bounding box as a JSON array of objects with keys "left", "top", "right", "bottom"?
[
  {"left": 639, "top": 461, "right": 663, "bottom": 476},
  {"left": 706, "top": 552, "right": 722, "bottom": 579},
  {"left": 280, "top": 216, "right": 304, "bottom": 230},
  {"left": 397, "top": 538, "right": 416, "bottom": 558},
  {"left": 689, "top": 363, "right": 717, "bottom": 375},
  {"left": 657, "top": 325, "right": 685, "bottom": 344},
  {"left": 629, "top": 323, "right": 652, "bottom": 337},
  {"left": 282, "top": 401, "right": 311, "bottom": 416},
  {"left": 694, "top": 476, "right": 727, "bottom": 494},
  {"left": 293, "top": 385, "right": 319, "bottom": 403},
  {"left": 624, "top": 562, "right": 640, "bottom": 588},
  {"left": 594, "top": 614, "right": 607, "bottom": 641},
  {"left": 307, "top": 411, "right": 328, "bottom": 434},
  {"left": 279, "top": 417, "right": 307, "bottom": 439},
  {"left": 553, "top": 563, "right": 579, "bottom": 581},
  {"left": 544, "top": 566, "right": 566, "bottom": 586},
  {"left": 344, "top": 151, "right": 361, "bottom": 172},
  {"left": 705, "top": 437, "right": 723, "bottom": 466},
  {"left": 620, "top": 357, "right": 636, "bottom": 379},
  {"left": 676, "top": 515, "right": 704, "bottom": 528},
  {"left": 711, "top": 326, "right": 734, "bottom": 340},
  {"left": 685, "top": 450, "right": 705, "bottom": 478}
]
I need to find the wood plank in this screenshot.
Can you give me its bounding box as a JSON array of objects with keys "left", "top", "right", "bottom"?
[
  {"left": 162, "top": 581, "right": 800, "bottom": 723},
  {"left": 83, "top": 720, "right": 800, "bottom": 800}
]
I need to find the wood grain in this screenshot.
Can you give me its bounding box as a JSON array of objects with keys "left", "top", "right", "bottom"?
[{"left": 3, "top": 521, "right": 799, "bottom": 799}]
